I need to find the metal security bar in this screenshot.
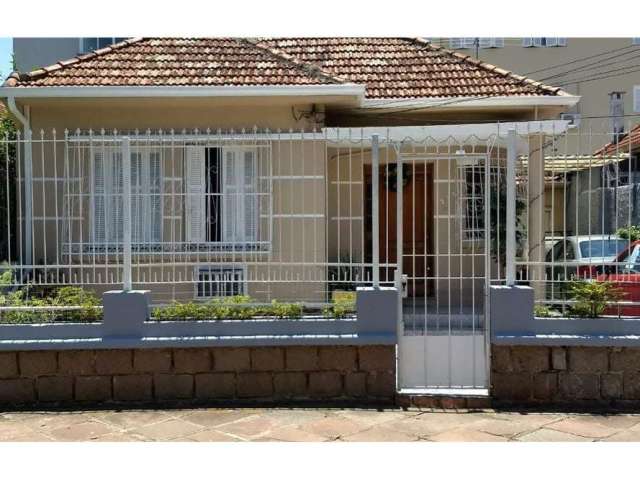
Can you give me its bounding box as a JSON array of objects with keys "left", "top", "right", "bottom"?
[
  {"left": 511, "top": 117, "right": 640, "bottom": 319},
  {"left": 0, "top": 128, "right": 394, "bottom": 307}
]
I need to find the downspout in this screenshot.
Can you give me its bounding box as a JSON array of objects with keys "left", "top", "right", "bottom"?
[{"left": 6, "top": 96, "right": 33, "bottom": 268}]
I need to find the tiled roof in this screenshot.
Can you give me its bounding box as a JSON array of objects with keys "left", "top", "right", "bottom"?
[
  {"left": 257, "top": 37, "right": 564, "bottom": 99},
  {"left": 595, "top": 124, "right": 640, "bottom": 156},
  {"left": 4, "top": 38, "right": 343, "bottom": 88},
  {"left": 4, "top": 37, "right": 567, "bottom": 100}
]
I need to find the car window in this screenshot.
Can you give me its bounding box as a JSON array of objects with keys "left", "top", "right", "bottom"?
[
  {"left": 579, "top": 239, "right": 627, "bottom": 258},
  {"left": 622, "top": 245, "right": 640, "bottom": 273}
]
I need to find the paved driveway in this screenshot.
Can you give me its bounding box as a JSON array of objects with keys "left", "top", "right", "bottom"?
[{"left": 1, "top": 407, "right": 640, "bottom": 442}]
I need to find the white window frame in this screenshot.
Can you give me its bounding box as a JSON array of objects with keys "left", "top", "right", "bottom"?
[
  {"left": 523, "top": 37, "right": 567, "bottom": 47},
  {"left": 184, "top": 145, "right": 263, "bottom": 247},
  {"left": 91, "top": 146, "right": 162, "bottom": 246},
  {"left": 194, "top": 264, "right": 248, "bottom": 299},
  {"left": 79, "top": 37, "right": 128, "bottom": 53}
]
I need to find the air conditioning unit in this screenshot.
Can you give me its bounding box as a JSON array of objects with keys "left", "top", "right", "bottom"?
[{"left": 560, "top": 113, "right": 581, "bottom": 128}]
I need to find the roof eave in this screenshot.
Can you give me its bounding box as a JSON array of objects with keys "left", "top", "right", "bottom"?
[
  {"left": 0, "top": 84, "right": 366, "bottom": 104},
  {"left": 359, "top": 95, "right": 581, "bottom": 111}
]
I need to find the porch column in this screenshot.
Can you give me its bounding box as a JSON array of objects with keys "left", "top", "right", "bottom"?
[
  {"left": 371, "top": 134, "right": 380, "bottom": 288},
  {"left": 528, "top": 133, "right": 546, "bottom": 300}
]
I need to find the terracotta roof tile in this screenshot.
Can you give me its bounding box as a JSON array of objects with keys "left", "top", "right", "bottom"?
[
  {"left": 595, "top": 124, "right": 640, "bottom": 156},
  {"left": 4, "top": 37, "right": 567, "bottom": 99}
]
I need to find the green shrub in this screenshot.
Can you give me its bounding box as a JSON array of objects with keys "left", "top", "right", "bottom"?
[
  {"left": 616, "top": 225, "right": 640, "bottom": 242},
  {"left": 0, "top": 264, "right": 13, "bottom": 285},
  {"left": 0, "top": 286, "right": 101, "bottom": 323},
  {"left": 533, "top": 304, "right": 561, "bottom": 318},
  {"left": 567, "top": 280, "right": 625, "bottom": 318},
  {"left": 323, "top": 292, "right": 356, "bottom": 318},
  {"left": 267, "top": 300, "right": 303, "bottom": 319}
]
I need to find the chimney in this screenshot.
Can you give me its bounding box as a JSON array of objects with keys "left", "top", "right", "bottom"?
[{"left": 609, "top": 91, "right": 625, "bottom": 143}]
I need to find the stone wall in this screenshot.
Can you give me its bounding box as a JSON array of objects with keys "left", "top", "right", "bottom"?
[
  {"left": 492, "top": 345, "right": 640, "bottom": 407},
  {"left": 0, "top": 345, "right": 396, "bottom": 406}
]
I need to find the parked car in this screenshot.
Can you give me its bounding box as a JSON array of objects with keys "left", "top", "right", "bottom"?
[
  {"left": 545, "top": 235, "right": 628, "bottom": 280},
  {"left": 595, "top": 240, "right": 640, "bottom": 316}
]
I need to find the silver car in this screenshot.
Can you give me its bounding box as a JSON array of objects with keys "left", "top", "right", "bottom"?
[{"left": 545, "top": 235, "right": 628, "bottom": 280}]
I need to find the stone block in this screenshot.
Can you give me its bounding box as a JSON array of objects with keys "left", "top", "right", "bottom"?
[
  {"left": 559, "top": 373, "right": 600, "bottom": 400},
  {"left": 568, "top": 347, "right": 608, "bottom": 374},
  {"left": 18, "top": 351, "right": 57, "bottom": 377},
  {"left": 173, "top": 349, "right": 211, "bottom": 373},
  {"left": 0, "top": 352, "right": 18, "bottom": 378},
  {"left": 95, "top": 350, "right": 133, "bottom": 375},
  {"left": 610, "top": 348, "right": 640, "bottom": 372},
  {"left": 213, "top": 348, "right": 250, "bottom": 372},
  {"left": 0, "top": 378, "right": 35, "bottom": 404},
  {"left": 318, "top": 346, "right": 357, "bottom": 372},
  {"left": 285, "top": 347, "right": 319, "bottom": 371},
  {"left": 37, "top": 376, "right": 73, "bottom": 402},
  {"left": 195, "top": 373, "right": 236, "bottom": 399},
  {"left": 58, "top": 350, "right": 95, "bottom": 375},
  {"left": 491, "top": 346, "right": 512, "bottom": 373},
  {"left": 309, "top": 371, "right": 343, "bottom": 397},
  {"left": 533, "top": 372, "right": 558, "bottom": 401},
  {"left": 551, "top": 347, "right": 567, "bottom": 371},
  {"left": 358, "top": 345, "right": 395, "bottom": 372},
  {"left": 273, "top": 372, "right": 307, "bottom": 397},
  {"left": 491, "top": 372, "right": 532, "bottom": 401},
  {"left": 344, "top": 372, "right": 367, "bottom": 397},
  {"left": 250, "top": 348, "right": 284, "bottom": 371},
  {"left": 113, "top": 374, "right": 152, "bottom": 401},
  {"left": 236, "top": 372, "right": 273, "bottom": 398},
  {"left": 510, "top": 346, "right": 549, "bottom": 373},
  {"left": 623, "top": 372, "right": 640, "bottom": 400},
  {"left": 75, "top": 376, "right": 112, "bottom": 402},
  {"left": 154, "top": 374, "right": 194, "bottom": 400},
  {"left": 134, "top": 349, "right": 172, "bottom": 373},
  {"left": 602, "top": 373, "right": 623, "bottom": 399},
  {"left": 366, "top": 371, "right": 396, "bottom": 398}
]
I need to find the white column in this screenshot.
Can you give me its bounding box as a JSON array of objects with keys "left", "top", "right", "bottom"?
[
  {"left": 122, "top": 137, "right": 132, "bottom": 291},
  {"left": 24, "top": 128, "right": 33, "bottom": 267},
  {"left": 506, "top": 128, "right": 517, "bottom": 285},
  {"left": 371, "top": 134, "right": 380, "bottom": 288}
]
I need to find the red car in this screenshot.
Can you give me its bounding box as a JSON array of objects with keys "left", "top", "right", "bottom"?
[{"left": 596, "top": 240, "right": 640, "bottom": 316}]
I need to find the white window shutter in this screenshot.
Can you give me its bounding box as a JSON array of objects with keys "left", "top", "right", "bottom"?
[
  {"left": 243, "top": 151, "right": 258, "bottom": 242},
  {"left": 131, "top": 152, "right": 142, "bottom": 242},
  {"left": 110, "top": 152, "right": 124, "bottom": 243},
  {"left": 222, "top": 149, "right": 239, "bottom": 243},
  {"left": 185, "top": 146, "right": 206, "bottom": 242},
  {"left": 149, "top": 152, "right": 162, "bottom": 242}
]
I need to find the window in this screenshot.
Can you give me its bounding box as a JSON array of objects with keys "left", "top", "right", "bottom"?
[
  {"left": 459, "top": 163, "right": 494, "bottom": 240},
  {"left": 634, "top": 86, "right": 640, "bottom": 113},
  {"left": 80, "top": 37, "right": 128, "bottom": 53},
  {"left": 523, "top": 37, "right": 567, "bottom": 47},
  {"left": 185, "top": 146, "right": 260, "bottom": 245},
  {"left": 93, "top": 147, "right": 161, "bottom": 244},
  {"left": 449, "top": 38, "right": 503, "bottom": 49},
  {"left": 196, "top": 265, "right": 246, "bottom": 298},
  {"left": 560, "top": 112, "right": 581, "bottom": 128}
]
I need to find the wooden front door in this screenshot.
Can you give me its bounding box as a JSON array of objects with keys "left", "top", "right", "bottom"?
[{"left": 365, "top": 163, "right": 434, "bottom": 297}]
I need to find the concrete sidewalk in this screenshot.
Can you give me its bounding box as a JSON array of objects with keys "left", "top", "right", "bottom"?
[{"left": 1, "top": 407, "right": 640, "bottom": 442}]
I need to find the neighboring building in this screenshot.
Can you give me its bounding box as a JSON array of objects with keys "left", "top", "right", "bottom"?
[
  {"left": 428, "top": 37, "right": 640, "bottom": 144},
  {"left": 12, "top": 37, "right": 127, "bottom": 72}
]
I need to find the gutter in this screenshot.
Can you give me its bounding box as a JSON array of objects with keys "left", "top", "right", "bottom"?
[
  {"left": 0, "top": 84, "right": 366, "bottom": 102},
  {"left": 359, "top": 95, "right": 581, "bottom": 111}
]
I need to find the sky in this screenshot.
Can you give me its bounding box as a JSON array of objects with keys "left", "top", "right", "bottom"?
[{"left": 0, "top": 38, "right": 13, "bottom": 79}]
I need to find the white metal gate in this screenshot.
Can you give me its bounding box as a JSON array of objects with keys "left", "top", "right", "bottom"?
[{"left": 395, "top": 152, "right": 493, "bottom": 394}]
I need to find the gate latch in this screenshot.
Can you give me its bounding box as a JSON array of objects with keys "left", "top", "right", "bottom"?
[{"left": 401, "top": 274, "right": 408, "bottom": 298}]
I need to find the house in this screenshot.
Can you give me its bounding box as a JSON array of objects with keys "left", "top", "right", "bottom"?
[{"left": 0, "top": 37, "right": 579, "bottom": 309}]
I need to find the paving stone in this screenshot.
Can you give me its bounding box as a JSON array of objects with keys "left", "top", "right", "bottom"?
[
  {"left": 131, "top": 418, "right": 203, "bottom": 441},
  {"left": 385, "top": 412, "right": 487, "bottom": 437},
  {"left": 185, "top": 430, "right": 244, "bottom": 442},
  {"left": 343, "top": 426, "right": 418, "bottom": 442},
  {"left": 48, "top": 421, "right": 116, "bottom": 441},
  {"left": 215, "top": 415, "right": 281, "bottom": 440},
  {"left": 262, "top": 425, "right": 328, "bottom": 442},
  {"left": 601, "top": 430, "right": 640, "bottom": 441},
  {"left": 300, "top": 416, "right": 368, "bottom": 439},
  {"left": 97, "top": 410, "right": 175, "bottom": 430},
  {"left": 516, "top": 428, "right": 593, "bottom": 442},
  {"left": 183, "top": 409, "right": 255, "bottom": 428},
  {"left": 428, "top": 428, "right": 508, "bottom": 442}
]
